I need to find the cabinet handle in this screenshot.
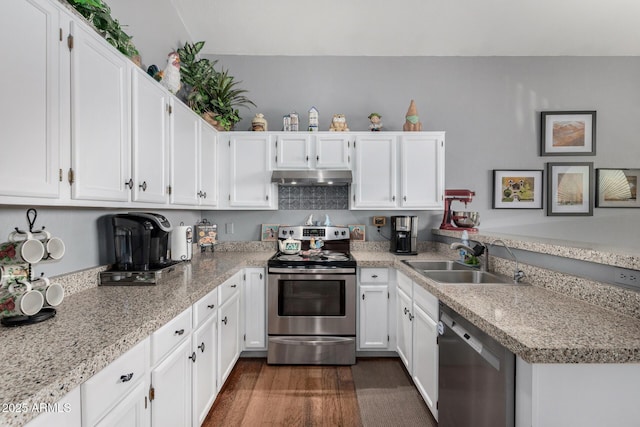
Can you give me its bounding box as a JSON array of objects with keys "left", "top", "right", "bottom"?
[
  {"left": 362, "top": 294, "right": 365, "bottom": 300},
  {"left": 175, "top": 329, "right": 185, "bottom": 336},
  {"left": 404, "top": 196, "right": 407, "bottom": 201},
  {"left": 266, "top": 195, "right": 269, "bottom": 201},
  {"left": 404, "top": 307, "right": 409, "bottom": 315},
  {"left": 392, "top": 195, "right": 396, "bottom": 202},
  {"left": 207, "top": 304, "right": 215, "bottom": 309},
  {"left": 120, "top": 373, "right": 134, "bottom": 383},
  {"left": 203, "top": 191, "right": 207, "bottom": 199},
  {"left": 198, "top": 342, "right": 205, "bottom": 353},
  {"left": 189, "top": 351, "right": 197, "bottom": 362},
  {"left": 371, "top": 274, "right": 378, "bottom": 278},
  {"left": 306, "top": 156, "right": 309, "bottom": 161},
  {"left": 259, "top": 273, "right": 263, "bottom": 280},
  {"left": 124, "top": 178, "right": 133, "bottom": 189},
  {"left": 316, "top": 155, "right": 320, "bottom": 161},
  {"left": 222, "top": 316, "right": 228, "bottom": 325},
  {"left": 139, "top": 181, "right": 147, "bottom": 191},
  {"left": 230, "top": 284, "right": 237, "bottom": 288},
  {"left": 409, "top": 313, "right": 414, "bottom": 321}
]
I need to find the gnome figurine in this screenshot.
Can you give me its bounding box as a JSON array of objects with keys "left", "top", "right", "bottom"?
[{"left": 403, "top": 99, "right": 422, "bottom": 131}]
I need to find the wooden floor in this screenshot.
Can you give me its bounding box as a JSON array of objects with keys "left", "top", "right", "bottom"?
[{"left": 202, "top": 359, "right": 362, "bottom": 427}]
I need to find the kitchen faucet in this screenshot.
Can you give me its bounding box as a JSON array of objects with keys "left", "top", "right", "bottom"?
[
  {"left": 450, "top": 240, "right": 488, "bottom": 271},
  {"left": 490, "top": 239, "right": 526, "bottom": 283}
]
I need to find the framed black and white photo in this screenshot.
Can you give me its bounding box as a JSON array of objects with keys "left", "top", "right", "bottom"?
[
  {"left": 546, "top": 162, "right": 594, "bottom": 216},
  {"left": 492, "top": 170, "right": 543, "bottom": 209},
  {"left": 540, "top": 111, "right": 596, "bottom": 156},
  {"left": 596, "top": 168, "right": 640, "bottom": 208}
]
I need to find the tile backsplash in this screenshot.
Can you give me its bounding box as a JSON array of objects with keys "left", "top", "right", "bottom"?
[{"left": 278, "top": 185, "right": 349, "bottom": 210}]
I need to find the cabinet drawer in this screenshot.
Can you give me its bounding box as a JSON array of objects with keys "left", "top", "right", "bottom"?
[
  {"left": 413, "top": 284, "right": 438, "bottom": 321},
  {"left": 219, "top": 272, "right": 240, "bottom": 305},
  {"left": 82, "top": 337, "right": 149, "bottom": 426},
  {"left": 397, "top": 270, "right": 413, "bottom": 296},
  {"left": 151, "top": 307, "right": 192, "bottom": 366},
  {"left": 193, "top": 287, "right": 218, "bottom": 328},
  {"left": 360, "top": 268, "right": 389, "bottom": 283}
]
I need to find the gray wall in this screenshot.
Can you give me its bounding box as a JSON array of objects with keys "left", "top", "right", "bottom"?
[{"left": 206, "top": 55, "right": 640, "bottom": 250}]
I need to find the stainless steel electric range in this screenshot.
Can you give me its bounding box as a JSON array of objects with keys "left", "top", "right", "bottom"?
[{"left": 267, "top": 225, "right": 356, "bottom": 365}]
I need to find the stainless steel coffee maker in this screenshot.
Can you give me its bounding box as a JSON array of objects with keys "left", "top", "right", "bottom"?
[{"left": 390, "top": 216, "right": 418, "bottom": 255}]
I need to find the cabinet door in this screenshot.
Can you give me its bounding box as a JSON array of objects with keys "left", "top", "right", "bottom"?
[
  {"left": 396, "top": 287, "right": 413, "bottom": 371},
  {"left": 169, "top": 100, "right": 199, "bottom": 205},
  {"left": 150, "top": 338, "right": 191, "bottom": 427},
  {"left": 218, "top": 293, "right": 240, "bottom": 387},
  {"left": 69, "top": 20, "right": 130, "bottom": 202},
  {"left": 0, "top": 0, "right": 61, "bottom": 199},
  {"left": 352, "top": 135, "right": 397, "bottom": 208},
  {"left": 198, "top": 123, "right": 218, "bottom": 207},
  {"left": 359, "top": 285, "right": 389, "bottom": 349},
  {"left": 412, "top": 303, "right": 438, "bottom": 420},
  {"left": 274, "top": 134, "right": 311, "bottom": 169},
  {"left": 192, "top": 314, "right": 217, "bottom": 427},
  {"left": 315, "top": 135, "right": 351, "bottom": 169},
  {"left": 95, "top": 381, "right": 150, "bottom": 427},
  {"left": 243, "top": 268, "right": 266, "bottom": 350},
  {"left": 228, "top": 134, "right": 274, "bottom": 208},
  {"left": 26, "top": 386, "right": 81, "bottom": 427},
  {"left": 400, "top": 133, "right": 445, "bottom": 209},
  {"left": 131, "top": 68, "right": 168, "bottom": 203}
]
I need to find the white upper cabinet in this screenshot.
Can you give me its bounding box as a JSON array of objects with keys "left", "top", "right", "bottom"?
[
  {"left": 352, "top": 132, "right": 445, "bottom": 210},
  {"left": 226, "top": 133, "right": 275, "bottom": 209},
  {"left": 169, "top": 100, "right": 199, "bottom": 206},
  {"left": 0, "top": 0, "right": 61, "bottom": 200},
  {"left": 131, "top": 68, "right": 169, "bottom": 203},
  {"left": 273, "top": 133, "right": 351, "bottom": 170},
  {"left": 69, "top": 19, "right": 131, "bottom": 202},
  {"left": 352, "top": 134, "right": 397, "bottom": 208},
  {"left": 198, "top": 122, "right": 219, "bottom": 207}
]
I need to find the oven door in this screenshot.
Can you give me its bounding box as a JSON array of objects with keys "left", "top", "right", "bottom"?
[{"left": 268, "top": 270, "right": 356, "bottom": 336}]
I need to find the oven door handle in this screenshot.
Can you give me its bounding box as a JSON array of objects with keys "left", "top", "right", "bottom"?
[{"left": 268, "top": 267, "right": 356, "bottom": 274}]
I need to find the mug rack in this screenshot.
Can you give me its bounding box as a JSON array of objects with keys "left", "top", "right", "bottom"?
[{"left": 1, "top": 208, "right": 61, "bottom": 327}]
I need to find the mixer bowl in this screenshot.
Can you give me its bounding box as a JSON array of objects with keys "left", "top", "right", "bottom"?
[{"left": 452, "top": 211, "right": 480, "bottom": 228}]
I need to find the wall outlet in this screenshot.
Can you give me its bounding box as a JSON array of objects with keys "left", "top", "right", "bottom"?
[
  {"left": 225, "top": 223, "right": 234, "bottom": 234},
  {"left": 613, "top": 267, "right": 639, "bottom": 287}
]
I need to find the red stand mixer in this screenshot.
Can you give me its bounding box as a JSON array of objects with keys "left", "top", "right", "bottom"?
[{"left": 439, "top": 189, "right": 479, "bottom": 232}]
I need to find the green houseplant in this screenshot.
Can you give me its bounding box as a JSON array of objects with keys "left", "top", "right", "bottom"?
[
  {"left": 177, "top": 41, "right": 255, "bottom": 131},
  {"left": 66, "top": 0, "right": 139, "bottom": 59}
]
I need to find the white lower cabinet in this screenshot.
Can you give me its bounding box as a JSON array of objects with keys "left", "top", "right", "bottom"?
[
  {"left": 243, "top": 268, "right": 266, "bottom": 350},
  {"left": 192, "top": 314, "right": 218, "bottom": 427},
  {"left": 150, "top": 338, "right": 192, "bottom": 427},
  {"left": 218, "top": 273, "right": 241, "bottom": 387},
  {"left": 25, "top": 386, "right": 81, "bottom": 427},
  {"left": 358, "top": 268, "right": 391, "bottom": 350},
  {"left": 81, "top": 337, "right": 150, "bottom": 427},
  {"left": 395, "top": 270, "right": 439, "bottom": 421}
]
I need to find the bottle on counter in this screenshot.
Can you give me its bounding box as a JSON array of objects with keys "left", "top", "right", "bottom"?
[{"left": 459, "top": 230, "right": 469, "bottom": 262}]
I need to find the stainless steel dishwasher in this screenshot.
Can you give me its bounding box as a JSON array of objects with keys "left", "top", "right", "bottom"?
[{"left": 438, "top": 303, "right": 515, "bottom": 427}]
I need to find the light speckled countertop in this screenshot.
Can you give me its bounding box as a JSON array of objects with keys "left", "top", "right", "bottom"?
[{"left": 2, "top": 248, "right": 639, "bottom": 426}]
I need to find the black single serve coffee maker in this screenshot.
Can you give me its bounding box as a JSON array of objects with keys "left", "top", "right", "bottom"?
[
  {"left": 390, "top": 216, "right": 418, "bottom": 255},
  {"left": 112, "top": 212, "right": 173, "bottom": 271}
]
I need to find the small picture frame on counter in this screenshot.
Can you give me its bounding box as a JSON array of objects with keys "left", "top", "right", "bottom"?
[
  {"left": 596, "top": 168, "right": 640, "bottom": 208},
  {"left": 546, "top": 162, "right": 594, "bottom": 216},
  {"left": 348, "top": 225, "right": 366, "bottom": 241},
  {"left": 492, "top": 169, "right": 543, "bottom": 209},
  {"left": 261, "top": 224, "right": 279, "bottom": 241}
]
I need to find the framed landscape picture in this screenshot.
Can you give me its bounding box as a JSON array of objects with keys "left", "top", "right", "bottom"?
[
  {"left": 348, "top": 225, "right": 366, "bottom": 241},
  {"left": 261, "top": 224, "right": 279, "bottom": 241},
  {"left": 596, "top": 168, "right": 640, "bottom": 208},
  {"left": 492, "top": 170, "right": 543, "bottom": 209},
  {"left": 546, "top": 162, "right": 594, "bottom": 216},
  {"left": 540, "top": 111, "right": 596, "bottom": 156}
]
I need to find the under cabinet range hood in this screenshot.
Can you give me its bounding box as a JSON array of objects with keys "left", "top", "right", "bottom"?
[{"left": 271, "top": 170, "right": 352, "bottom": 186}]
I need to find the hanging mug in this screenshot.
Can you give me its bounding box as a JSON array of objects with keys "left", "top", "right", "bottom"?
[
  {"left": 0, "top": 265, "right": 29, "bottom": 286},
  {"left": 0, "top": 232, "right": 45, "bottom": 265},
  {"left": 31, "top": 276, "right": 64, "bottom": 307},
  {"left": 0, "top": 281, "right": 44, "bottom": 317},
  {"left": 32, "top": 230, "right": 65, "bottom": 261}
]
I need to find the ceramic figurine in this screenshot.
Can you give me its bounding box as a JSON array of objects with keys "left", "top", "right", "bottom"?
[
  {"left": 308, "top": 107, "right": 319, "bottom": 132},
  {"left": 368, "top": 113, "right": 382, "bottom": 131},
  {"left": 329, "top": 114, "right": 349, "bottom": 131},
  {"left": 251, "top": 113, "right": 268, "bottom": 131},
  {"left": 403, "top": 100, "right": 422, "bottom": 131}
]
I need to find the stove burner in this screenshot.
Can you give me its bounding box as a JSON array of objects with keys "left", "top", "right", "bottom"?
[{"left": 275, "top": 250, "right": 350, "bottom": 262}]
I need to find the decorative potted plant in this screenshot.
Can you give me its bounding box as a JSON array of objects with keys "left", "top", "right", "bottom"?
[{"left": 177, "top": 41, "right": 255, "bottom": 131}]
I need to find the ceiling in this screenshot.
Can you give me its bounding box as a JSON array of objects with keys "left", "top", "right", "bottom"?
[{"left": 169, "top": 0, "right": 640, "bottom": 56}]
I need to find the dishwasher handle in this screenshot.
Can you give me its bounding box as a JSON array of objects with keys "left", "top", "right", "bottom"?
[{"left": 439, "top": 313, "right": 501, "bottom": 371}]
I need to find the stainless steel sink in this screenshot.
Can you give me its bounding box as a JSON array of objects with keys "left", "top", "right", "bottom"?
[
  {"left": 402, "top": 260, "right": 473, "bottom": 271},
  {"left": 421, "top": 270, "right": 512, "bottom": 284}
]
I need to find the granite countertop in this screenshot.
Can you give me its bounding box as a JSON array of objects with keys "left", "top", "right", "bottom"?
[
  {"left": 0, "top": 251, "right": 271, "bottom": 427},
  {"left": 353, "top": 250, "right": 640, "bottom": 364}
]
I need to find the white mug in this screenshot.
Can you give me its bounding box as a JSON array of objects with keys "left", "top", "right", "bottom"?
[
  {"left": 31, "top": 277, "right": 64, "bottom": 307},
  {"left": 0, "top": 265, "right": 29, "bottom": 285},
  {"left": 0, "top": 281, "right": 44, "bottom": 317},
  {"left": 32, "top": 230, "right": 65, "bottom": 261},
  {"left": 0, "top": 236, "right": 44, "bottom": 265}
]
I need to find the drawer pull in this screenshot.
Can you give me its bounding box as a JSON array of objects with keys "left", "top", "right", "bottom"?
[
  {"left": 207, "top": 304, "right": 215, "bottom": 309},
  {"left": 371, "top": 275, "right": 378, "bottom": 278},
  {"left": 230, "top": 284, "right": 237, "bottom": 288},
  {"left": 404, "top": 307, "right": 409, "bottom": 315},
  {"left": 120, "top": 373, "right": 134, "bottom": 383},
  {"left": 175, "top": 329, "right": 185, "bottom": 336},
  {"left": 189, "top": 351, "right": 197, "bottom": 363},
  {"left": 198, "top": 342, "right": 205, "bottom": 353},
  {"left": 222, "top": 316, "right": 228, "bottom": 325}
]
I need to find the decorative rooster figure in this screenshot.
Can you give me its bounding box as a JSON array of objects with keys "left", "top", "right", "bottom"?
[{"left": 160, "top": 52, "right": 181, "bottom": 94}]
